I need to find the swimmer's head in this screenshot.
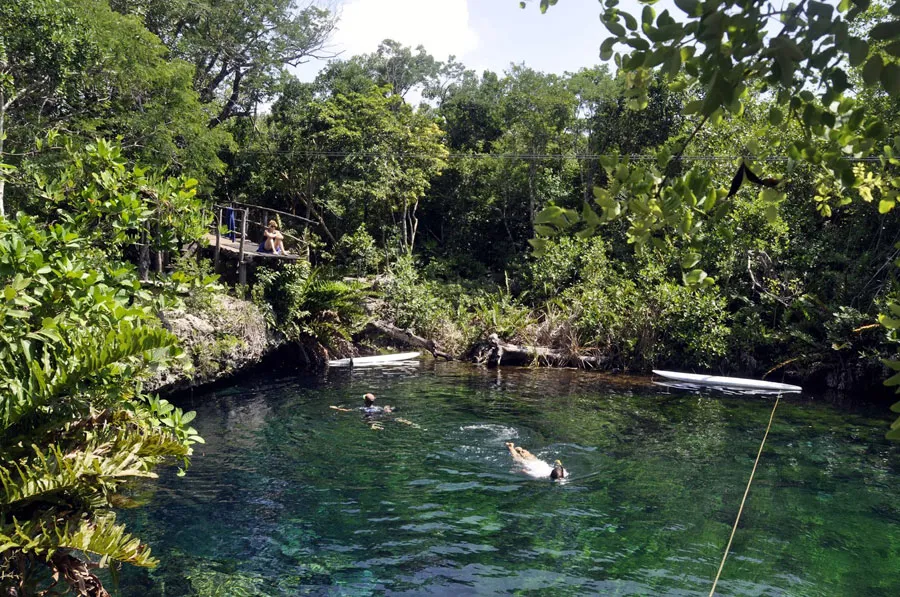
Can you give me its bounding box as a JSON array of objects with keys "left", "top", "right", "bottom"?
[
  {"left": 551, "top": 460, "right": 567, "bottom": 480},
  {"left": 363, "top": 392, "right": 376, "bottom": 406}
]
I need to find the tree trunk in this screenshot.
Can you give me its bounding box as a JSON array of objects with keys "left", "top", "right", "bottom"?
[
  {"left": 0, "top": 88, "right": 6, "bottom": 218},
  {"left": 473, "top": 334, "right": 607, "bottom": 369},
  {"left": 365, "top": 320, "right": 454, "bottom": 360},
  {"left": 139, "top": 231, "right": 150, "bottom": 281},
  {"left": 400, "top": 202, "right": 409, "bottom": 254},
  {"left": 528, "top": 145, "right": 537, "bottom": 231}
]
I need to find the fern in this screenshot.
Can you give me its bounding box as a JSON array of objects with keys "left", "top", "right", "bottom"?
[{"left": 0, "top": 215, "right": 203, "bottom": 593}]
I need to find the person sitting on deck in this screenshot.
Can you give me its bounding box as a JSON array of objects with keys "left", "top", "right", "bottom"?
[{"left": 259, "top": 219, "right": 286, "bottom": 254}]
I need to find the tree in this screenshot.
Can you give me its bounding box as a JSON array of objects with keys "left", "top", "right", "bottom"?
[
  {"left": 112, "top": 0, "right": 337, "bottom": 127},
  {"left": 526, "top": 0, "right": 900, "bottom": 431},
  {"left": 0, "top": 0, "right": 96, "bottom": 217},
  {"left": 254, "top": 80, "right": 448, "bottom": 254},
  {"left": 0, "top": 0, "right": 230, "bottom": 217},
  {"left": 363, "top": 39, "right": 441, "bottom": 100}
]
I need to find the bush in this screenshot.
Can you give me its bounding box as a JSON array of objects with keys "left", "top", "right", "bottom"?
[
  {"left": 253, "top": 263, "right": 369, "bottom": 350},
  {"left": 332, "top": 225, "right": 382, "bottom": 276},
  {"left": 0, "top": 215, "right": 202, "bottom": 594}
]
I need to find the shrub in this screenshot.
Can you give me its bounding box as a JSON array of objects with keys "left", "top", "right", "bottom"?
[{"left": 0, "top": 215, "right": 202, "bottom": 594}]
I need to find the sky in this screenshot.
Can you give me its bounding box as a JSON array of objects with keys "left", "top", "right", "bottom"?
[{"left": 294, "top": 0, "right": 644, "bottom": 81}]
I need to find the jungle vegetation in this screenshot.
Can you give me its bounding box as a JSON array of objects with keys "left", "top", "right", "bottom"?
[{"left": 1, "top": 0, "right": 900, "bottom": 594}]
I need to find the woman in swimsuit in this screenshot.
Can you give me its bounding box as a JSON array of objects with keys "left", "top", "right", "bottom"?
[{"left": 263, "top": 220, "right": 285, "bottom": 254}]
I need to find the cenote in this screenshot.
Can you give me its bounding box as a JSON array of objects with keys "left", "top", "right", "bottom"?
[{"left": 115, "top": 363, "right": 900, "bottom": 596}]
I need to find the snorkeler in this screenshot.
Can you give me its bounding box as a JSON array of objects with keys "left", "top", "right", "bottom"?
[{"left": 505, "top": 442, "right": 568, "bottom": 480}]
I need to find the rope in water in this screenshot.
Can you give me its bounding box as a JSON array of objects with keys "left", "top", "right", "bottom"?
[{"left": 709, "top": 394, "right": 781, "bottom": 596}]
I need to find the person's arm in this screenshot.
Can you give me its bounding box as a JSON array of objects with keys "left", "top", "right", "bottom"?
[{"left": 330, "top": 405, "right": 353, "bottom": 412}]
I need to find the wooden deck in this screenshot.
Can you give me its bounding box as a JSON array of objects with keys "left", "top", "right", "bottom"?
[{"left": 205, "top": 233, "right": 301, "bottom": 262}]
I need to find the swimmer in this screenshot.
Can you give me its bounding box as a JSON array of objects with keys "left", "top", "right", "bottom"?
[
  {"left": 331, "top": 393, "right": 422, "bottom": 430},
  {"left": 505, "top": 442, "right": 567, "bottom": 480},
  {"left": 362, "top": 392, "right": 393, "bottom": 413},
  {"left": 330, "top": 392, "right": 393, "bottom": 413},
  {"left": 550, "top": 459, "right": 568, "bottom": 480},
  {"left": 506, "top": 442, "right": 538, "bottom": 464}
]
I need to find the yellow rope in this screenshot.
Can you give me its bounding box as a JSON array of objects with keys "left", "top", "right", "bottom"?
[{"left": 709, "top": 394, "right": 781, "bottom": 597}]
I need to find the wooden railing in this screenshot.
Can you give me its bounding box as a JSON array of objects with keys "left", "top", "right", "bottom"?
[{"left": 209, "top": 202, "right": 313, "bottom": 283}]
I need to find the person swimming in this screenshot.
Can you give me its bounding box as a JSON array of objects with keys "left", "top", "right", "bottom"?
[
  {"left": 362, "top": 392, "right": 392, "bottom": 413},
  {"left": 550, "top": 459, "right": 568, "bottom": 480},
  {"left": 330, "top": 393, "right": 423, "bottom": 430},
  {"left": 506, "top": 442, "right": 567, "bottom": 480},
  {"left": 331, "top": 393, "right": 393, "bottom": 413}
]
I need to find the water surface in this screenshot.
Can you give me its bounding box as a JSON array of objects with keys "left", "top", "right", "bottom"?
[{"left": 116, "top": 363, "right": 900, "bottom": 596}]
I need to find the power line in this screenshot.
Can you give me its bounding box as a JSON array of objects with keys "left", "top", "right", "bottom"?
[{"left": 228, "top": 150, "right": 887, "bottom": 162}]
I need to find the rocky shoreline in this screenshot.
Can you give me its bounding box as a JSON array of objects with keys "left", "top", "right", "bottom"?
[{"left": 148, "top": 293, "right": 275, "bottom": 394}]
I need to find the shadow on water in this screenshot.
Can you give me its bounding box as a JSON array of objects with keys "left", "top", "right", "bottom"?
[{"left": 113, "top": 362, "right": 900, "bottom": 596}]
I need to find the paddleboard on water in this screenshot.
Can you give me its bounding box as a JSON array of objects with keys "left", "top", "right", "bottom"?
[
  {"left": 652, "top": 370, "right": 802, "bottom": 392},
  {"left": 327, "top": 351, "right": 421, "bottom": 367}
]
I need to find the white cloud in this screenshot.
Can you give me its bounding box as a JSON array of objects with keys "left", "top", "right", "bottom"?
[{"left": 333, "top": 0, "right": 478, "bottom": 60}]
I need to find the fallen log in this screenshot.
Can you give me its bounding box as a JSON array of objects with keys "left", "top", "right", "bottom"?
[
  {"left": 365, "top": 320, "right": 454, "bottom": 360},
  {"left": 474, "top": 333, "right": 607, "bottom": 369}
]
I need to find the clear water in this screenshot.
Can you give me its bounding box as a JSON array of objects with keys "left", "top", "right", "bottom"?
[{"left": 115, "top": 363, "right": 900, "bottom": 596}]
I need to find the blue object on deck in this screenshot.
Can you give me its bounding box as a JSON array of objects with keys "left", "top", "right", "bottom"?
[{"left": 225, "top": 207, "right": 236, "bottom": 241}]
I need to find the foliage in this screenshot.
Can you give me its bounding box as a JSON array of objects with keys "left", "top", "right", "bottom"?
[
  {"left": 253, "top": 262, "right": 369, "bottom": 349},
  {"left": 0, "top": 214, "right": 202, "bottom": 594},
  {"left": 0, "top": 0, "right": 230, "bottom": 204},
  {"left": 332, "top": 225, "right": 383, "bottom": 277},
  {"left": 526, "top": 0, "right": 900, "bottom": 430},
  {"left": 31, "top": 139, "right": 208, "bottom": 262},
  {"left": 112, "top": 0, "right": 337, "bottom": 127}
]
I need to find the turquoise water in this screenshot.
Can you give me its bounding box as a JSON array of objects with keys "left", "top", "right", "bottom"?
[{"left": 116, "top": 363, "right": 900, "bottom": 596}]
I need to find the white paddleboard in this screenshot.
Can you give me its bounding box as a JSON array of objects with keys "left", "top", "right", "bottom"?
[
  {"left": 328, "top": 351, "right": 421, "bottom": 367},
  {"left": 652, "top": 370, "right": 802, "bottom": 392}
]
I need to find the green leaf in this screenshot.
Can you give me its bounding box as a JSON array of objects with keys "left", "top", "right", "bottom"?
[
  {"left": 760, "top": 188, "right": 786, "bottom": 204},
  {"left": 604, "top": 18, "right": 627, "bottom": 37},
  {"left": 682, "top": 269, "right": 708, "bottom": 286},
  {"left": 765, "top": 204, "right": 779, "bottom": 224},
  {"left": 863, "top": 55, "right": 884, "bottom": 86},
  {"left": 622, "top": 12, "right": 638, "bottom": 31},
  {"left": 881, "top": 62, "right": 900, "bottom": 96},
  {"left": 879, "top": 198, "right": 896, "bottom": 214},
  {"left": 847, "top": 37, "right": 870, "bottom": 66},
  {"left": 871, "top": 20, "right": 900, "bottom": 41},
  {"left": 600, "top": 38, "right": 616, "bottom": 60},
  {"left": 673, "top": 0, "right": 699, "bottom": 15},
  {"left": 768, "top": 107, "right": 784, "bottom": 126},
  {"left": 681, "top": 252, "right": 701, "bottom": 269}
]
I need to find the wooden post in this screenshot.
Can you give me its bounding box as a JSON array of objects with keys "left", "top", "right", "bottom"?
[
  {"left": 237, "top": 208, "right": 248, "bottom": 285},
  {"left": 139, "top": 230, "right": 150, "bottom": 281},
  {"left": 214, "top": 207, "right": 222, "bottom": 272}
]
